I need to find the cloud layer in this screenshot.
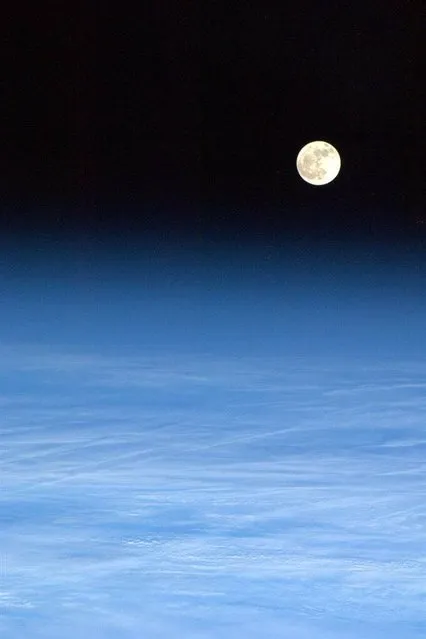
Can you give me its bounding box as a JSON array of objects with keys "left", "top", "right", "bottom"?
[{"left": 1, "top": 345, "right": 425, "bottom": 638}]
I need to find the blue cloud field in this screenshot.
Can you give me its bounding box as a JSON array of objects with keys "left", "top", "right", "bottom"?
[{"left": 1, "top": 239, "right": 425, "bottom": 637}]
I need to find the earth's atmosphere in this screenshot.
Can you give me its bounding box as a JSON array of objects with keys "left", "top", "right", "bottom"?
[{"left": 1, "top": 238, "right": 425, "bottom": 638}]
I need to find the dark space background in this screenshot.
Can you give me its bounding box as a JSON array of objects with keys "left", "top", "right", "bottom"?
[{"left": 2, "top": 1, "right": 425, "bottom": 244}]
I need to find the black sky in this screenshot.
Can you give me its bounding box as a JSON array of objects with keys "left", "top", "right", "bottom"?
[{"left": 2, "top": 1, "right": 426, "bottom": 246}]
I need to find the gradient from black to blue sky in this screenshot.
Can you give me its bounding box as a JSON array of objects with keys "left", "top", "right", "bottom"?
[{"left": 1, "top": 5, "right": 426, "bottom": 638}]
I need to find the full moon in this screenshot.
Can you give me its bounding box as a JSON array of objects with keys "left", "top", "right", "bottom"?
[{"left": 296, "top": 140, "right": 341, "bottom": 186}]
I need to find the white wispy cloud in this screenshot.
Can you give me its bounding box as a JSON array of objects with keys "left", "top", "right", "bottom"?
[{"left": 1, "top": 345, "right": 426, "bottom": 637}]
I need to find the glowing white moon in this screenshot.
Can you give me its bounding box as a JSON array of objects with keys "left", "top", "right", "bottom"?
[{"left": 296, "top": 140, "right": 341, "bottom": 186}]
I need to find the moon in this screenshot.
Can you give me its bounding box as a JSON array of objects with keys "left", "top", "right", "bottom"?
[{"left": 296, "top": 140, "right": 341, "bottom": 186}]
